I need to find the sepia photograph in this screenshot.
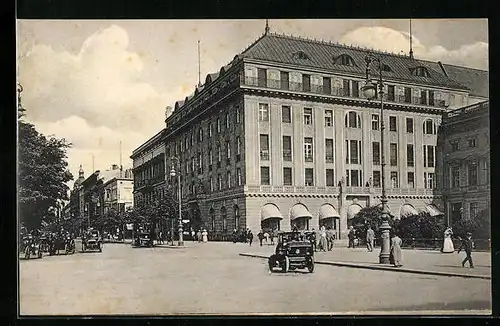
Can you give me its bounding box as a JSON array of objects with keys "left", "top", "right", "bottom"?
[{"left": 16, "top": 18, "right": 490, "bottom": 316}]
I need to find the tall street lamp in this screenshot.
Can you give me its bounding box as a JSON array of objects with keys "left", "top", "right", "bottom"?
[
  {"left": 169, "top": 157, "right": 184, "bottom": 246},
  {"left": 361, "top": 54, "right": 391, "bottom": 264}
]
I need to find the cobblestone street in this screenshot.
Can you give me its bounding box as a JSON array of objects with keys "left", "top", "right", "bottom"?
[{"left": 19, "top": 241, "right": 491, "bottom": 315}]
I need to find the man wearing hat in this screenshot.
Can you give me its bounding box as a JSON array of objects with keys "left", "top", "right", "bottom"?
[{"left": 457, "top": 232, "right": 474, "bottom": 268}]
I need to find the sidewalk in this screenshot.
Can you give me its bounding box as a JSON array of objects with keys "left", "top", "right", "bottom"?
[{"left": 240, "top": 244, "right": 491, "bottom": 280}]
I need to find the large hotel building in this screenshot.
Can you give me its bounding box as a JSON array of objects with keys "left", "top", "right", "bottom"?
[{"left": 131, "top": 31, "right": 489, "bottom": 240}]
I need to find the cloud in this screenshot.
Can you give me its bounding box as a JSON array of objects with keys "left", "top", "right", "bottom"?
[{"left": 340, "top": 26, "right": 488, "bottom": 70}]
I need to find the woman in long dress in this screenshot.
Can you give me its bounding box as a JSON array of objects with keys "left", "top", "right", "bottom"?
[
  {"left": 442, "top": 227, "right": 455, "bottom": 253},
  {"left": 318, "top": 226, "right": 327, "bottom": 252},
  {"left": 202, "top": 229, "right": 208, "bottom": 243},
  {"left": 390, "top": 233, "right": 403, "bottom": 267}
]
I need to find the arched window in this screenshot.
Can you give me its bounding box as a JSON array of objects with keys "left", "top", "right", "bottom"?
[
  {"left": 234, "top": 205, "right": 240, "bottom": 230},
  {"left": 345, "top": 111, "right": 362, "bottom": 128},
  {"left": 221, "top": 207, "right": 227, "bottom": 231},
  {"left": 336, "top": 54, "right": 356, "bottom": 67},
  {"left": 292, "top": 51, "right": 310, "bottom": 60},
  {"left": 209, "top": 208, "right": 216, "bottom": 231},
  {"left": 423, "top": 119, "right": 437, "bottom": 135}
]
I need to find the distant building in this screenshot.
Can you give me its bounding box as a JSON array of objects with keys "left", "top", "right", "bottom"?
[
  {"left": 437, "top": 100, "right": 490, "bottom": 226},
  {"left": 132, "top": 31, "right": 488, "bottom": 239},
  {"left": 99, "top": 171, "right": 134, "bottom": 216}
]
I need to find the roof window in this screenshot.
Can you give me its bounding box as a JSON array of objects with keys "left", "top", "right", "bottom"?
[
  {"left": 335, "top": 54, "right": 356, "bottom": 67},
  {"left": 411, "top": 66, "right": 430, "bottom": 77},
  {"left": 292, "top": 51, "right": 310, "bottom": 60}
]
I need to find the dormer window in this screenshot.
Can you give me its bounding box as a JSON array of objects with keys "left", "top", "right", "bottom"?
[
  {"left": 335, "top": 54, "right": 356, "bottom": 67},
  {"left": 292, "top": 51, "right": 310, "bottom": 60},
  {"left": 411, "top": 66, "right": 430, "bottom": 77},
  {"left": 382, "top": 64, "right": 392, "bottom": 72}
]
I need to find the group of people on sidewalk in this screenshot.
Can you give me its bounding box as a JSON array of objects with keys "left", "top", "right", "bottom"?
[
  {"left": 313, "top": 226, "right": 336, "bottom": 252},
  {"left": 190, "top": 229, "right": 209, "bottom": 243}
]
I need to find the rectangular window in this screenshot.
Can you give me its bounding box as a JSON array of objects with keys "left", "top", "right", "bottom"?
[
  {"left": 390, "top": 143, "right": 398, "bottom": 166},
  {"left": 302, "top": 74, "right": 311, "bottom": 92},
  {"left": 407, "top": 144, "right": 414, "bottom": 167},
  {"left": 282, "top": 136, "right": 292, "bottom": 161},
  {"left": 424, "top": 172, "right": 435, "bottom": 189},
  {"left": 350, "top": 140, "right": 359, "bottom": 164},
  {"left": 350, "top": 170, "right": 360, "bottom": 187},
  {"left": 226, "top": 142, "right": 231, "bottom": 160},
  {"left": 404, "top": 87, "right": 412, "bottom": 103},
  {"left": 326, "top": 169, "right": 335, "bottom": 186},
  {"left": 258, "top": 103, "right": 269, "bottom": 121},
  {"left": 391, "top": 171, "right": 399, "bottom": 188},
  {"left": 468, "top": 138, "right": 477, "bottom": 148},
  {"left": 280, "top": 71, "right": 289, "bottom": 90},
  {"left": 216, "top": 118, "right": 221, "bottom": 133},
  {"left": 420, "top": 90, "right": 427, "bottom": 105},
  {"left": 305, "top": 168, "right": 314, "bottom": 186},
  {"left": 237, "top": 168, "right": 242, "bottom": 186},
  {"left": 389, "top": 116, "right": 397, "bottom": 132},
  {"left": 451, "top": 166, "right": 460, "bottom": 188},
  {"left": 227, "top": 171, "right": 232, "bottom": 188},
  {"left": 208, "top": 123, "right": 213, "bottom": 138},
  {"left": 429, "top": 90, "right": 435, "bottom": 106},
  {"left": 325, "top": 138, "right": 334, "bottom": 163},
  {"left": 468, "top": 163, "right": 478, "bottom": 186},
  {"left": 387, "top": 85, "right": 395, "bottom": 101},
  {"left": 283, "top": 167, "right": 292, "bottom": 186},
  {"left": 343, "top": 79, "right": 350, "bottom": 97},
  {"left": 451, "top": 140, "right": 460, "bottom": 152},
  {"left": 260, "top": 167, "right": 270, "bottom": 185},
  {"left": 322, "top": 77, "right": 331, "bottom": 95},
  {"left": 260, "top": 134, "right": 269, "bottom": 160},
  {"left": 324, "top": 109, "right": 333, "bottom": 127},
  {"left": 469, "top": 202, "right": 479, "bottom": 219},
  {"left": 218, "top": 174, "right": 223, "bottom": 190},
  {"left": 371, "top": 114, "right": 380, "bottom": 130},
  {"left": 406, "top": 117, "right": 414, "bottom": 133},
  {"left": 451, "top": 203, "right": 462, "bottom": 223},
  {"left": 304, "top": 137, "right": 313, "bottom": 162},
  {"left": 407, "top": 172, "right": 415, "bottom": 188},
  {"left": 282, "top": 105, "right": 291, "bottom": 123},
  {"left": 257, "top": 68, "right": 267, "bottom": 87},
  {"left": 209, "top": 148, "right": 213, "bottom": 166},
  {"left": 372, "top": 142, "right": 380, "bottom": 165},
  {"left": 236, "top": 106, "right": 241, "bottom": 124},
  {"left": 303, "top": 108, "right": 313, "bottom": 125},
  {"left": 225, "top": 112, "right": 230, "bottom": 129},
  {"left": 373, "top": 171, "right": 381, "bottom": 188},
  {"left": 424, "top": 145, "right": 435, "bottom": 168},
  {"left": 352, "top": 81, "right": 359, "bottom": 97}
]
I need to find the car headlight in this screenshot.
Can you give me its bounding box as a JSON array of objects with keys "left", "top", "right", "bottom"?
[{"left": 295, "top": 249, "right": 300, "bottom": 254}]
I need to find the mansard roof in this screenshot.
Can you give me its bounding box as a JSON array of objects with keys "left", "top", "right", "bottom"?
[
  {"left": 426, "top": 62, "right": 489, "bottom": 98},
  {"left": 240, "top": 33, "right": 468, "bottom": 90}
]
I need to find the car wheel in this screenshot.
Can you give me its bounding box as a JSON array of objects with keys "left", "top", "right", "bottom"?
[
  {"left": 282, "top": 256, "right": 290, "bottom": 273},
  {"left": 307, "top": 258, "right": 315, "bottom": 273},
  {"left": 268, "top": 256, "right": 275, "bottom": 273},
  {"left": 82, "top": 244, "right": 85, "bottom": 252},
  {"left": 98, "top": 243, "right": 102, "bottom": 252}
]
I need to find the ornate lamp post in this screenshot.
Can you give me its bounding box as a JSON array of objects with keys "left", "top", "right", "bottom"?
[
  {"left": 361, "top": 54, "right": 391, "bottom": 264},
  {"left": 169, "top": 157, "right": 184, "bottom": 246}
]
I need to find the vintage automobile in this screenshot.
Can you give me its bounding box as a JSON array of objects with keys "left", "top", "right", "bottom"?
[
  {"left": 49, "top": 232, "right": 76, "bottom": 255},
  {"left": 82, "top": 229, "right": 102, "bottom": 252},
  {"left": 133, "top": 231, "right": 154, "bottom": 247},
  {"left": 21, "top": 234, "right": 43, "bottom": 259},
  {"left": 38, "top": 232, "right": 51, "bottom": 254},
  {"left": 268, "top": 231, "right": 315, "bottom": 273}
]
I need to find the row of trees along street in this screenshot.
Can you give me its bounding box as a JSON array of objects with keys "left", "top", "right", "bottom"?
[
  {"left": 18, "top": 91, "right": 73, "bottom": 232},
  {"left": 352, "top": 205, "right": 491, "bottom": 250}
]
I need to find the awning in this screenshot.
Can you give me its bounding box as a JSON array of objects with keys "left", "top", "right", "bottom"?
[
  {"left": 426, "top": 204, "right": 444, "bottom": 217},
  {"left": 347, "top": 204, "right": 362, "bottom": 219},
  {"left": 290, "top": 204, "right": 313, "bottom": 220},
  {"left": 319, "top": 204, "right": 340, "bottom": 220},
  {"left": 400, "top": 204, "right": 419, "bottom": 218},
  {"left": 261, "top": 204, "right": 283, "bottom": 221}
]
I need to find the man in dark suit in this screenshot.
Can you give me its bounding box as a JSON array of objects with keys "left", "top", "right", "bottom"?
[{"left": 458, "top": 232, "right": 474, "bottom": 268}]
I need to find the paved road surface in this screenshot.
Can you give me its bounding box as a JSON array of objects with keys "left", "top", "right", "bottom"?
[{"left": 19, "top": 242, "right": 491, "bottom": 315}]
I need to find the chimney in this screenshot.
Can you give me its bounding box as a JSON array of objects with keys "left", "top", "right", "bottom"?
[{"left": 165, "top": 106, "right": 173, "bottom": 119}]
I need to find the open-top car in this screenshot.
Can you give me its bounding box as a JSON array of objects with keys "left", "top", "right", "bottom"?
[
  {"left": 21, "top": 234, "right": 43, "bottom": 259},
  {"left": 133, "top": 231, "right": 153, "bottom": 247},
  {"left": 49, "top": 232, "right": 76, "bottom": 255},
  {"left": 82, "top": 229, "right": 102, "bottom": 252},
  {"left": 268, "top": 231, "right": 315, "bottom": 273}
]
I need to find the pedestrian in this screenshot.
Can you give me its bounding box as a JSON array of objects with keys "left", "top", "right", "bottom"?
[
  {"left": 326, "top": 227, "right": 335, "bottom": 251},
  {"left": 348, "top": 226, "right": 356, "bottom": 248},
  {"left": 248, "top": 230, "right": 253, "bottom": 246},
  {"left": 458, "top": 232, "right": 474, "bottom": 268},
  {"left": 197, "top": 230, "right": 202, "bottom": 242},
  {"left": 232, "top": 229, "right": 238, "bottom": 243},
  {"left": 366, "top": 225, "right": 375, "bottom": 252},
  {"left": 202, "top": 229, "right": 208, "bottom": 243},
  {"left": 270, "top": 230, "right": 275, "bottom": 245},
  {"left": 264, "top": 231, "right": 269, "bottom": 244},
  {"left": 310, "top": 228, "right": 317, "bottom": 251},
  {"left": 390, "top": 232, "right": 403, "bottom": 267},
  {"left": 191, "top": 229, "right": 196, "bottom": 242},
  {"left": 158, "top": 231, "right": 163, "bottom": 244},
  {"left": 442, "top": 227, "right": 454, "bottom": 253},
  {"left": 318, "top": 227, "right": 327, "bottom": 252},
  {"left": 257, "top": 230, "right": 264, "bottom": 246}
]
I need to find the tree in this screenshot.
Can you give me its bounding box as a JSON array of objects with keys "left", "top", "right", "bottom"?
[
  {"left": 18, "top": 103, "right": 73, "bottom": 230},
  {"left": 452, "top": 208, "right": 490, "bottom": 239},
  {"left": 396, "top": 212, "right": 444, "bottom": 240},
  {"left": 352, "top": 205, "right": 397, "bottom": 238}
]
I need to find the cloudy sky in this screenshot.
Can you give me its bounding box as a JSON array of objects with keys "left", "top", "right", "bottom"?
[{"left": 16, "top": 19, "right": 488, "bottom": 187}]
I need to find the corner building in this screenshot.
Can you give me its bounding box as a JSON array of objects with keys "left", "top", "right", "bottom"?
[{"left": 146, "top": 33, "right": 485, "bottom": 240}]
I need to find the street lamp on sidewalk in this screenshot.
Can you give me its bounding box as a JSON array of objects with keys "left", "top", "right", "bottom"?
[
  {"left": 361, "top": 54, "right": 391, "bottom": 264},
  {"left": 169, "top": 157, "right": 184, "bottom": 246}
]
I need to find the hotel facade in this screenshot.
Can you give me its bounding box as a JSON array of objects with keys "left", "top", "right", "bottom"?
[{"left": 131, "top": 32, "right": 488, "bottom": 240}]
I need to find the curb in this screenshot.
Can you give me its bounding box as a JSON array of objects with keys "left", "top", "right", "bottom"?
[{"left": 239, "top": 253, "right": 491, "bottom": 280}]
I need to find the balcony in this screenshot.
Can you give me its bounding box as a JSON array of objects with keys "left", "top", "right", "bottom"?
[{"left": 245, "top": 185, "right": 340, "bottom": 194}]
